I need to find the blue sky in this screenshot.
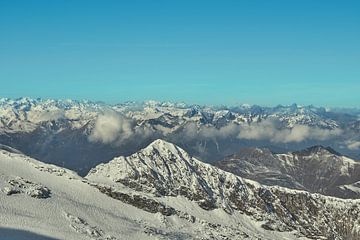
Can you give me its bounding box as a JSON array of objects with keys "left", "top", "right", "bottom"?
[{"left": 0, "top": 1, "right": 359, "bottom": 107}]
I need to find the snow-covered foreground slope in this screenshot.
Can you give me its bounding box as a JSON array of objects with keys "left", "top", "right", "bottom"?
[
  {"left": 87, "top": 140, "right": 360, "bottom": 240},
  {"left": 0, "top": 149, "right": 158, "bottom": 240},
  {"left": 0, "top": 146, "right": 314, "bottom": 240}
]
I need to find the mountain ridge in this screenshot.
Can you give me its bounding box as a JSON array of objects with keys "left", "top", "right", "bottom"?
[
  {"left": 216, "top": 145, "right": 360, "bottom": 198},
  {"left": 86, "top": 139, "right": 360, "bottom": 239}
]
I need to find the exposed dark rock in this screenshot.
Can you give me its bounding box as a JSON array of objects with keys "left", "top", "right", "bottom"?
[
  {"left": 3, "top": 177, "right": 51, "bottom": 199},
  {"left": 95, "top": 185, "right": 176, "bottom": 216}
]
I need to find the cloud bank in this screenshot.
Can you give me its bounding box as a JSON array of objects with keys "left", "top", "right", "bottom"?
[
  {"left": 181, "top": 119, "right": 342, "bottom": 143},
  {"left": 89, "top": 114, "right": 343, "bottom": 145}
]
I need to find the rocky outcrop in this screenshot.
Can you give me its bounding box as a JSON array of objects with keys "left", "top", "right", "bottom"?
[
  {"left": 94, "top": 185, "right": 177, "bottom": 216},
  {"left": 2, "top": 176, "right": 51, "bottom": 199}
]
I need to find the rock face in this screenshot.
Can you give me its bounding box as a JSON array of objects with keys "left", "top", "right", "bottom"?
[
  {"left": 216, "top": 146, "right": 360, "bottom": 198},
  {"left": 94, "top": 185, "right": 177, "bottom": 216},
  {"left": 87, "top": 139, "right": 360, "bottom": 240},
  {"left": 3, "top": 176, "right": 51, "bottom": 199}
]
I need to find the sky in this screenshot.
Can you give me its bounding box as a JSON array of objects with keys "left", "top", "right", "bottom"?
[{"left": 0, "top": 0, "right": 359, "bottom": 107}]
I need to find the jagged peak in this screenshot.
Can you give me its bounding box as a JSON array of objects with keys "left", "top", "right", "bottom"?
[{"left": 234, "top": 147, "right": 273, "bottom": 157}]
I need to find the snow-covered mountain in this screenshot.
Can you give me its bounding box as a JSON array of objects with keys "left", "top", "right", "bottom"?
[
  {"left": 86, "top": 139, "right": 360, "bottom": 240},
  {"left": 0, "top": 97, "right": 358, "bottom": 176},
  {"left": 216, "top": 146, "right": 360, "bottom": 199}
]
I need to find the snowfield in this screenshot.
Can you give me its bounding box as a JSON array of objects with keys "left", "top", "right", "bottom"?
[{"left": 0, "top": 150, "right": 154, "bottom": 240}]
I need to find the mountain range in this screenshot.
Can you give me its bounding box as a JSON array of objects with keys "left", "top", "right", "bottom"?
[{"left": 0, "top": 97, "right": 359, "bottom": 175}]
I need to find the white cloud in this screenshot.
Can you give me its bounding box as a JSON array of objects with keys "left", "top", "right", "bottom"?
[
  {"left": 346, "top": 141, "right": 360, "bottom": 150},
  {"left": 88, "top": 112, "right": 134, "bottom": 144},
  {"left": 88, "top": 112, "right": 155, "bottom": 145}
]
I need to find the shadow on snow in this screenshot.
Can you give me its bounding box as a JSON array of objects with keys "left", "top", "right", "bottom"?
[{"left": 0, "top": 228, "right": 59, "bottom": 240}]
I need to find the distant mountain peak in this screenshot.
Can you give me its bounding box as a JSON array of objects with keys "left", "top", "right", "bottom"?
[
  {"left": 295, "top": 145, "right": 341, "bottom": 156},
  {"left": 229, "top": 147, "right": 274, "bottom": 159}
]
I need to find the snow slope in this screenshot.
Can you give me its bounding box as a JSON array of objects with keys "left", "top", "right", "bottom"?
[{"left": 0, "top": 149, "right": 155, "bottom": 240}]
